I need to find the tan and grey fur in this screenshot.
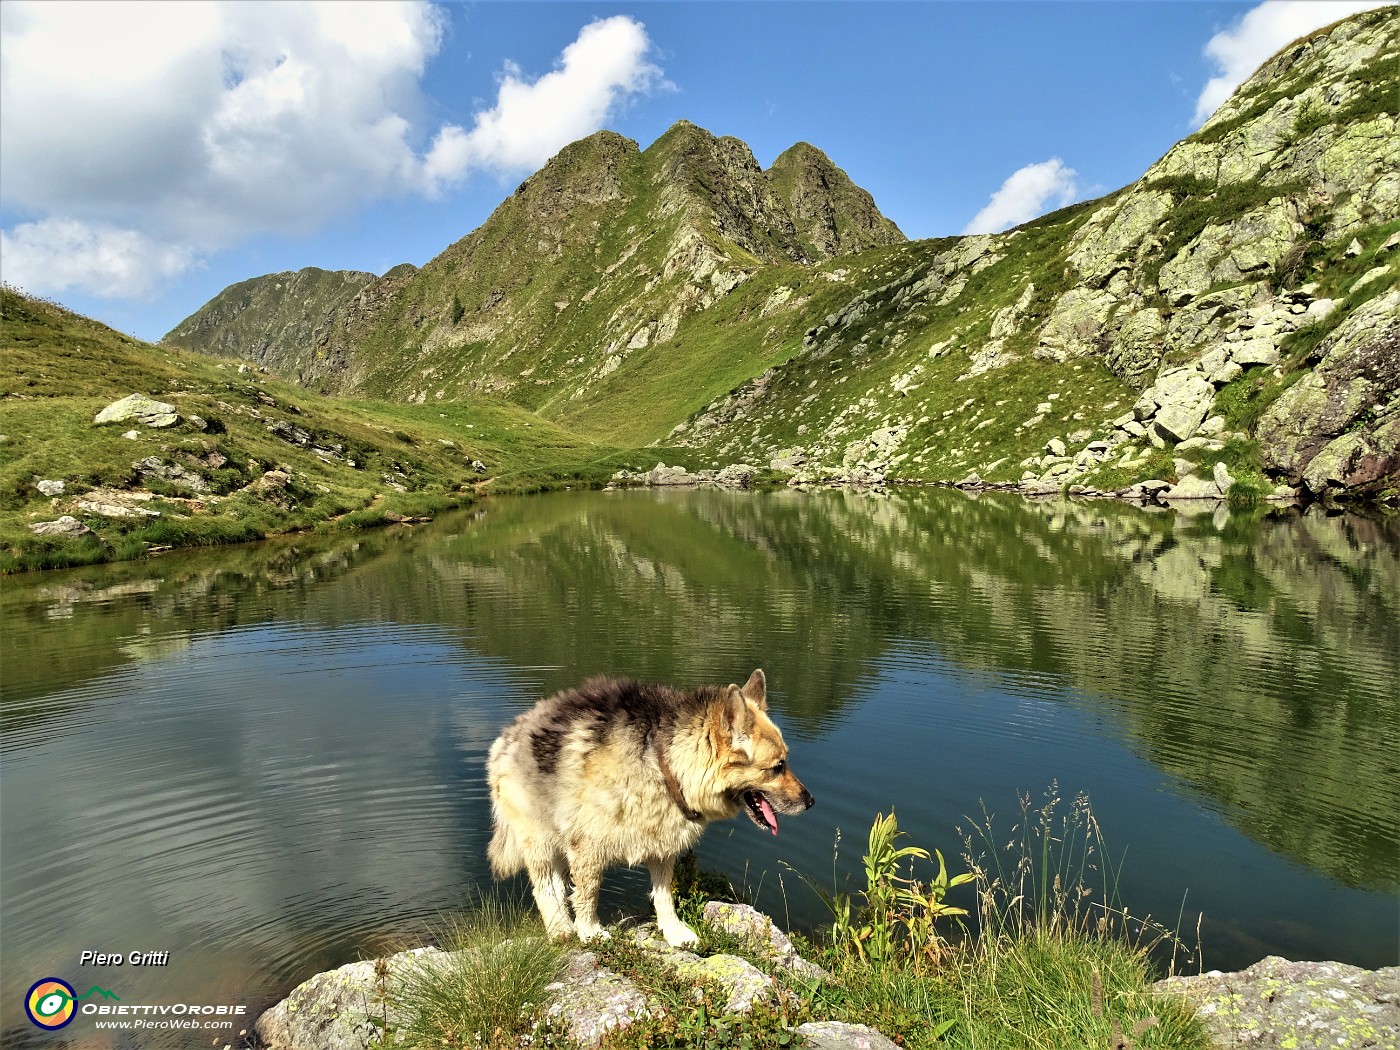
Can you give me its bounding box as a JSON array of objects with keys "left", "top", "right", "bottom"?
[{"left": 487, "top": 669, "right": 814, "bottom": 947}]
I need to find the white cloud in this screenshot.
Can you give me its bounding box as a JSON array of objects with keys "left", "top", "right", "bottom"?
[
  {"left": 1192, "top": 1, "right": 1393, "bottom": 127},
  {"left": 1, "top": 219, "right": 197, "bottom": 300},
  {"left": 420, "top": 16, "right": 665, "bottom": 191},
  {"left": 0, "top": 3, "right": 663, "bottom": 299},
  {"left": 962, "top": 159, "right": 1079, "bottom": 236}
]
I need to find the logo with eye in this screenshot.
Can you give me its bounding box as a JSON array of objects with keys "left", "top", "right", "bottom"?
[{"left": 25, "top": 978, "right": 77, "bottom": 1029}]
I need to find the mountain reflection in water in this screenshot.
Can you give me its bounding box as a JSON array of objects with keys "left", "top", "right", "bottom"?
[{"left": 3, "top": 488, "right": 1396, "bottom": 1047}]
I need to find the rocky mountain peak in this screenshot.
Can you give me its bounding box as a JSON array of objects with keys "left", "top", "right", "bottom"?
[{"left": 768, "top": 141, "right": 905, "bottom": 258}]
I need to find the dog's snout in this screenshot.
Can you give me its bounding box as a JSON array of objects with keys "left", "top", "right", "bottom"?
[{"left": 800, "top": 786, "right": 815, "bottom": 810}]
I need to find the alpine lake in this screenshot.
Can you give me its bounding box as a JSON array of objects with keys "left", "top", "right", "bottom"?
[{"left": 3, "top": 486, "right": 1397, "bottom": 1046}]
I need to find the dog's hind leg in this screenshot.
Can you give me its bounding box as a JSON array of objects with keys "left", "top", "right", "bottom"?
[
  {"left": 647, "top": 855, "right": 699, "bottom": 948},
  {"left": 527, "top": 852, "right": 573, "bottom": 941},
  {"left": 566, "top": 846, "right": 609, "bottom": 942}
]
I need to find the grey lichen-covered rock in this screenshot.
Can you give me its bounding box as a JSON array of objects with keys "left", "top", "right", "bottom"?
[
  {"left": 544, "top": 950, "right": 658, "bottom": 1048},
  {"left": 796, "top": 1021, "right": 902, "bottom": 1050},
  {"left": 630, "top": 926, "right": 776, "bottom": 1014},
  {"left": 134, "top": 456, "right": 210, "bottom": 492},
  {"left": 1257, "top": 290, "right": 1400, "bottom": 495},
  {"left": 702, "top": 901, "right": 831, "bottom": 980},
  {"left": 1163, "top": 474, "right": 1224, "bottom": 501},
  {"left": 94, "top": 394, "right": 178, "bottom": 428},
  {"left": 1152, "top": 373, "right": 1216, "bottom": 444},
  {"left": 1212, "top": 461, "right": 1236, "bottom": 494},
  {"left": 256, "top": 947, "right": 443, "bottom": 1050},
  {"left": 1301, "top": 420, "right": 1400, "bottom": 497},
  {"left": 1154, "top": 956, "right": 1400, "bottom": 1049},
  {"left": 28, "top": 515, "right": 93, "bottom": 538}
]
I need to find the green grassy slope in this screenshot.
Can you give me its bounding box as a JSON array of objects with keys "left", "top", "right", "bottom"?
[{"left": 0, "top": 288, "right": 639, "bottom": 571}]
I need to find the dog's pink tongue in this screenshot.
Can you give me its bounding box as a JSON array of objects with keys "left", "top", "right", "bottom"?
[{"left": 758, "top": 796, "right": 778, "bottom": 835}]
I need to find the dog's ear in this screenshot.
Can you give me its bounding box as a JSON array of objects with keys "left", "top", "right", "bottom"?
[
  {"left": 721, "top": 684, "right": 753, "bottom": 751},
  {"left": 741, "top": 669, "right": 767, "bottom": 711}
]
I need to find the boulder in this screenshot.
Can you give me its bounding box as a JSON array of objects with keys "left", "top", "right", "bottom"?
[
  {"left": 630, "top": 927, "right": 773, "bottom": 1015},
  {"left": 796, "top": 1022, "right": 901, "bottom": 1050},
  {"left": 28, "top": 515, "right": 93, "bottom": 538},
  {"left": 715, "top": 463, "right": 758, "bottom": 488},
  {"left": 1303, "top": 297, "right": 1336, "bottom": 324},
  {"left": 702, "top": 901, "right": 829, "bottom": 980},
  {"left": 1154, "top": 957, "right": 1400, "bottom": 1049},
  {"left": 1300, "top": 420, "right": 1400, "bottom": 497},
  {"left": 1213, "top": 461, "right": 1236, "bottom": 494},
  {"left": 1152, "top": 374, "right": 1216, "bottom": 443},
  {"left": 134, "top": 456, "right": 210, "bottom": 492},
  {"left": 36, "top": 479, "right": 65, "bottom": 496},
  {"left": 1229, "top": 339, "right": 1281, "bottom": 367},
  {"left": 94, "top": 394, "right": 178, "bottom": 428},
  {"left": 1163, "top": 474, "right": 1223, "bottom": 500},
  {"left": 544, "top": 950, "right": 658, "bottom": 1048},
  {"left": 256, "top": 948, "right": 443, "bottom": 1050}
]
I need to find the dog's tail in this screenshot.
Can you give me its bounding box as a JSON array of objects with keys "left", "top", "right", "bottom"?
[
  {"left": 487, "top": 808, "right": 525, "bottom": 877},
  {"left": 486, "top": 739, "right": 526, "bottom": 878}
]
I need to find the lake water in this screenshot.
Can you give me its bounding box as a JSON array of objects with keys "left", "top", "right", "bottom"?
[{"left": 3, "top": 487, "right": 1397, "bottom": 1046}]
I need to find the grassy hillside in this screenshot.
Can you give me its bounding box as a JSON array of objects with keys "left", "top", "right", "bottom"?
[{"left": 0, "top": 288, "right": 644, "bottom": 572}]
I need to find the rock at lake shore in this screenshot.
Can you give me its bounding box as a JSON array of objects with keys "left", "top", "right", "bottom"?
[
  {"left": 256, "top": 948, "right": 444, "bottom": 1050},
  {"left": 254, "top": 903, "right": 1400, "bottom": 1050},
  {"left": 1257, "top": 291, "right": 1400, "bottom": 498},
  {"left": 1155, "top": 956, "right": 1400, "bottom": 1049}
]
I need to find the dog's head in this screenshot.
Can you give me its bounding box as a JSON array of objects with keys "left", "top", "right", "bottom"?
[{"left": 713, "top": 669, "right": 815, "bottom": 835}]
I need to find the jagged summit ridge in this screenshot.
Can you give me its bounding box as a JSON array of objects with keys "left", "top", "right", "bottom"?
[{"left": 167, "top": 118, "right": 906, "bottom": 407}]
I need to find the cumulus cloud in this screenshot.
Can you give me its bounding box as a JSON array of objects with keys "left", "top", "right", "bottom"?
[
  {"left": 0, "top": 3, "right": 662, "bottom": 299},
  {"left": 1, "top": 219, "right": 198, "bottom": 300},
  {"left": 421, "top": 16, "right": 665, "bottom": 192},
  {"left": 962, "top": 158, "right": 1079, "bottom": 235},
  {"left": 1192, "top": 0, "right": 1393, "bottom": 126}
]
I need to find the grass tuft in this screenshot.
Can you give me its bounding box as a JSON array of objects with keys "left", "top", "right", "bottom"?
[{"left": 381, "top": 899, "right": 567, "bottom": 1050}]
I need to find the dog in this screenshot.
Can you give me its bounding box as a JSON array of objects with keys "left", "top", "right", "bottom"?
[{"left": 487, "top": 669, "right": 814, "bottom": 947}]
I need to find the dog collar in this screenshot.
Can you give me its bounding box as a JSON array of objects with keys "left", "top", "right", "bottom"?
[{"left": 653, "top": 729, "right": 703, "bottom": 823}]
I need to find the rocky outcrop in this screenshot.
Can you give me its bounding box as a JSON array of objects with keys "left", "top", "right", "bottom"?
[
  {"left": 767, "top": 141, "right": 906, "bottom": 260},
  {"left": 610, "top": 462, "right": 760, "bottom": 489},
  {"left": 256, "top": 903, "right": 845, "bottom": 1050},
  {"left": 28, "top": 515, "right": 95, "bottom": 538},
  {"left": 1258, "top": 290, "right": 1400, "bottom": 499},
  {"left": 1155, "top": 956, "right": 1400, "bottom": 1049},
  {"left": 255, "top": 905, "right": 1399, "bottom": 1050}
]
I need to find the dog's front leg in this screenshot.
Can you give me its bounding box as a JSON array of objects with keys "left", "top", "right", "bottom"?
[{"left": 647, "top": 855, "right": 699, "bottom": 947}]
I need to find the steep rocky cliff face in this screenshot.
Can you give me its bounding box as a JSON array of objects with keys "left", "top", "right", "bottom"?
[
  {"left": 164, "top": 8, "right": 1398, "bottom": 499},
  {"left": 162, "top": 267, "right": 379, "bottom": 375}
]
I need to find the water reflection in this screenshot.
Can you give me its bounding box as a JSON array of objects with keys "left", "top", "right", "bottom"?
[{"left": 2, "top": 489, "right": 1397, "bottom": 1046}]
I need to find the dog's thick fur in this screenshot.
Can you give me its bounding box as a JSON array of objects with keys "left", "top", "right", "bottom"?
[{"left": 487, "top": 669, "right": 813, "bottom": 946}]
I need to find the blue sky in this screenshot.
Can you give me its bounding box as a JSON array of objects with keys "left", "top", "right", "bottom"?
[{"left": 1, "top": 1, "right": 1388, "bottom": 342}]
